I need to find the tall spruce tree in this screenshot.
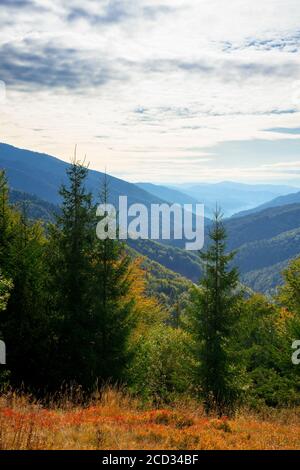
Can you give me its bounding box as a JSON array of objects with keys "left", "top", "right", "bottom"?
[
  {"left": 90, "top": 174, "right": 136, "bottom": 384},
  {"left": 0, "top": 170, "right": 15, "bottom": 271},
  {"left": 188, "top": 209, "right": 242, "bottom": 415},
  {"left": 46, "top": 158, "right": 95, "bottom": 389},
  {"left": 0, "top": 170, "right": 49, "bottom": 389}
]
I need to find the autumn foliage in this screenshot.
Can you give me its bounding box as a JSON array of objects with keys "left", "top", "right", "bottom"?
[{"left": 0, "top": 388, "right": 300, "bottom": 450}]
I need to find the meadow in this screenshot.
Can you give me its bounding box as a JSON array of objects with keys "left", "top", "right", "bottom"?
[{"left": 0, "top": 388, "right": 299, "bottom": 450}]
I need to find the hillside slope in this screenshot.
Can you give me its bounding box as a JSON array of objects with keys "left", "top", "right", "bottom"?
[{"left": 0, "top": 143, "right": 166, "bottom": 208}]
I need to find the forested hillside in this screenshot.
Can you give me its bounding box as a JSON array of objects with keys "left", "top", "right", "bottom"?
[
  {"left": 1, "top": 160, "right": 300, "bottom": 428},
  {"left": 235, "top": 190, "right": 300, "bottom": 217},
  {"left": 7, "top": 185, "right": 300, "bottom": 296}
]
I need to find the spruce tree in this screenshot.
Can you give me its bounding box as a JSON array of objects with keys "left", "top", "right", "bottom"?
[
  {"left": 90, "top": 174, "right": 136, "bottom": 383},
  {"left": 46, "top": 159, "right": 95, "bottom": 389},
  {"left": 0, "top": 170, "right": 15, "bottom": 271},
  {"left": 188, "top": 209, "right": 242, "bottom": 415},
  {"left": 3, "top": 214, "right": 49, "bottom": 388},
  {"left": 0, "top": 170, "right": 49, "bottom": 389}
]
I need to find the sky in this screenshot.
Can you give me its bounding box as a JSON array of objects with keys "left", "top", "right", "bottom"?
[{"left": 1, "top": 0, "right": 300, "bottom": 184}]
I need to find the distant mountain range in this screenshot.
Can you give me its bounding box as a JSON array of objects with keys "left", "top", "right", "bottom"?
[
  {"left": 2, "top": 142, "right": 300, "bottom": 295},
  {"left": 167, "top": 181, "right": 299, "bottom": 217},
  {"left": 137, "top": 183, "right": 199, "bottom": 208},
  {"left": 233, "top": 190, "right": 300, "bottom": 218}
]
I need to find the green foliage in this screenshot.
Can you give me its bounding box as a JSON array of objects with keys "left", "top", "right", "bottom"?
[
  {"left": 0, "top": 272, "right": 12, "bottom": 313},
  {"left": 278, "top": 258, "right": 300, "bottom": 314},
  {"left": 129, "top": 324, "right": 195, "bottom": 404},
  {"left": 187, "top": 210, "right": 244, "bottom": 415},
  {"left": 233, "top": 294, "right": 299, "bottom": 407},
  {"left": 89, "top": 176, "right": 136, "bottom": 384},
  {"left": 45, "top": 160, "right": 96, "bottom": 388},
  {"left": 2, "top": 161, "right": 300, "bottom": 412},
  {"left": 129, "top": 249, "right": 193, "bottom": 326},
  {"left": 0, "top": 170, "right": 50, "bottom": 389},
  {"left": 45, "top": 165, "right": 136, "bottom": 390},
  {"left": 10, "top": 189, "right": 58, "bottom": 223},
  {"left": 128, "top": 238, "right": 202, "bottom": 283}
]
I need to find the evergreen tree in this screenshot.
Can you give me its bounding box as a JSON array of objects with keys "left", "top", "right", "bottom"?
[
  {"left": 0, "top": 170, "right": 49, "bottom": 389},
  {"left": 90, "top": 174, "right": 136, "bottom": 383},
  {"left": 46, "top": 158, "right": 95, "bottom": 388},
  {"left": 187, "top": 209, "right": 243, "bottom": 415},
  {"left": 3, "top": 214, "right": 49, "bottom": 388},
  {"left": 0, "top": 170, "right": 15, "bottom": 271}
]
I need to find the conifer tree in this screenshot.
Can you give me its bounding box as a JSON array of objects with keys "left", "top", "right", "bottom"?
[
  {"left": 0, "top": 170, "right": 15, "bottom": 271},
  {"left": 3, "top": 214, "right": 49, "bottom": 388},
  {"left": 188, "top": 209, "right": 242, "bottom": 415},
  {"left": 0, "top": 170, "right": 49, "bottom": 388},
  {"left": 46, "top": 158, "right": 95, "bottom": 388},
  {"left": 90, "top": 174, "right": 136, "bottom": 383}
]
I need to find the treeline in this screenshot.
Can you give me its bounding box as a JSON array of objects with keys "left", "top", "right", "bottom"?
[
  {"left": 0, "top": 163, "right": 162, "bottom": 393},
  {"left": 0, "top": 161, "right": 300, "bottom": 415}
]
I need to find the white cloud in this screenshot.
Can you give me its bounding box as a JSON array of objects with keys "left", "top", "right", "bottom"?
[{"left": 1, "top": 0, "right": 300, "bottom": 182}]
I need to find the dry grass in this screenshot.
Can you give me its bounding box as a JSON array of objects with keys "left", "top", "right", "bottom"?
[{"left": 0, "top": 388, "right": 300, "bottom": 450}]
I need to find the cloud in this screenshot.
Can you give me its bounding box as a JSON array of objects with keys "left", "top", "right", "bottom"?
[
  {"left": 222, "top": 31, "right": 300, "bottom": 54},
  {"left": 1, "top": 0, "right": 300, "bottom": 183},
  {"left": 0, "top": 0, "right": 35, "bottom": 7},
  {"left": 0, "top": 40, "right": 128, "bottom": 90},
  {"left": 66, "top": 1, "right": 176, "bottom": 26},
  {"left": 142, "top": 57, "right": 300, "bottom": 82}
]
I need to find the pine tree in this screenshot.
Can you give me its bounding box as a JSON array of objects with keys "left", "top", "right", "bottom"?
[
  {"left": 3, "top": 214, "right": 49, "bottom": 388},
  {"left": 46, "top": 158, "right": 95, "bottom": 388},
  {"left": 188, "top": 209, "right": 242, "bottom": 416},
  {"left": 0, "top": 170, "right": 15, "bottom": 271},
  {"left": 0, "top": 171, "right": 49, "bottom": 389},
  {"left": 90, "top": 174, "right": 136, "bottom": 383}
]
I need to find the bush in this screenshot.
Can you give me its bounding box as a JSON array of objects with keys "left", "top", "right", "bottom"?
[{"left": 129, "top": 324, "right": 196, "bottom": 404}]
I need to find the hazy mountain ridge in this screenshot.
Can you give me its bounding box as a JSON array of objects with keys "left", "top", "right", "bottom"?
[
  {"left": 233, "top": 190, "right": 300, "bottom": 218},
  {"left": 168, "top": 181, "right": 298, "bottom": 217}
]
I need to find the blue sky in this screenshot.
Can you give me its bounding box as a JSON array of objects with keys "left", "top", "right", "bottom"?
[{"left": 1, "top": 0, "right": 300, "bottom": 184}]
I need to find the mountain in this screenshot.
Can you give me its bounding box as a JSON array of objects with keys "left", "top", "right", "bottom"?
[
  {"left": 223, "top": 203, "right": 300, "bottom": 250},
  {"left": 0, "top": 143, "right": 211, "bottom": 249},
  {"left": 136, "top": 183, "right": 199, "bottom": 208},
  {"left": 9, "top": 189, "right": 58, "bottom": 223},
  {"left": 0, "top": 143, "right": 167, "bottom": 208},
  {"left": 2, "top": 143, "right": 300, "bottom": 296},
  {"left": 223, "top": 204, "right": 300, "bottom": 293},
  {"left": 233, "top": 191, "right": 300, "bottom": 218},
  {"left": 168, "top": 181, "right": 299, "bottom": 217},
  {"left": 127, "top": 238, "right": 201, "bottom": 283}
]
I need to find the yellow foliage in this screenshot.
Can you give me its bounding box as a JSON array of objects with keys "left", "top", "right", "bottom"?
[{"left": 126, "top": 257, "right": 167, "bottom": 338}]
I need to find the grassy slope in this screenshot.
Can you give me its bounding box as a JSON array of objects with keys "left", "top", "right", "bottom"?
[{"left": 1, "top": 389, "right": 299, "bottom": 450}]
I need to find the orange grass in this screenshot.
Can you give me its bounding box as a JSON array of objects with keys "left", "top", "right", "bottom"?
[{"left": 0, "top": 388, "right": 299, "bottom": 450}]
